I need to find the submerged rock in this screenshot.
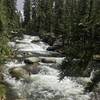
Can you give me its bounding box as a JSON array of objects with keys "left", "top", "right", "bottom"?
[
  {"left": 24, "top": 57, "right": 40, "bottom": 64},
  {"left": 23, "top": 63, "right": 41, "bottom": 74}
]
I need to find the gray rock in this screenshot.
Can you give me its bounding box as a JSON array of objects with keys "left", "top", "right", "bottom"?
[
  {"left": 9, "top": 67, "right": 29, "bottom": 79},
  {"left": 31, "top": 37, "right": 40, "bottom": 42},
  {"left": 47, "top": 46, "right": 58, "bottom": 51},
  {"left": 41, "top": 58, "right": 56, "bottom": 63},
  {"left": 90, "top": 70, "right": 100, "bottom": 83},
  {"left": 24, "top": 63, "right": 41, "bottom": 74},
  {"left": 24, "top": 57, "right": 40, "bottom": 64}
]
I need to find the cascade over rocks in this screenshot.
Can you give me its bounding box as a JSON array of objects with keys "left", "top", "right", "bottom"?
[
  {"left": 90, "top": 70, "right": 100, "bottom": 83},
  {"left": 4, "top": 34, "right": 92, "bottom": 100}
]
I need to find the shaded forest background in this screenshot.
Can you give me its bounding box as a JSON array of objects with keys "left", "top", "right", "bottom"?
[
  {"left": 0, "top": 0, "right": 100, "bottom": 79},
  {"left": 0, "top": 0, "right": 100, "bottom": 98},
  {"left": 23, "top": 0, "right": 100, "bottom": 78}
]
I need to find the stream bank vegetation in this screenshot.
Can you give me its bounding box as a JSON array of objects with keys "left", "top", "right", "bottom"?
[
  {"left": 0, "top": 0, "right": 100, "bottom": 99},
  {"left": 0, "top": 0, "right": 21, "bottom": 98}
]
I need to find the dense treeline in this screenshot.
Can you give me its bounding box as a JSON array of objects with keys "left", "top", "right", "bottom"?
[
  {"left": 0, "top": 0, "right": 20, "bottom": 64},
  {"left": 23, "top": 0, "right": 100, "bottom": 78},
  {"left": 0, "top": 0, "right": 21, "bottom": 98}
]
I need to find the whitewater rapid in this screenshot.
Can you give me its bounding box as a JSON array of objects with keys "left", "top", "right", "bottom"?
[{"left": 4, "top": 35, "right": 91, "bottom": 100}]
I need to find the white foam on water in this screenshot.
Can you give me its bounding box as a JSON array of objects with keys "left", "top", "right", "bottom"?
[
  {"left": 5, "top": 60, "right": 25, "bottom": 68},
  {"left": 16, "top": 35, "right": 40, "bottom": 43},
  {"left": 4, "top": 34, "right": 91, "bottom": 100},
  {"left": 8, "top": 42, "right": 16, "bottom": 48},
  {"left": 15, "top": 35, "right": 49, "bottom": 54},
  {"left": 26, "top": 74, "right": 90, "bottom": 100},
  {"left": 17, "top": 43, "right": 45, "bottom": 52},
  {"left": 39, "top": 65, "right": 59, "bottom": 76}
]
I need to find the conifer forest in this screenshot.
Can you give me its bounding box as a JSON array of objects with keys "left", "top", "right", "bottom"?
[{"left": 0, "top": 0, "right": 100, "bottom": 100}]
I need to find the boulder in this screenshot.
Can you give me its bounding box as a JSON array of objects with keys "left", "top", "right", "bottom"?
[
  {"left": 85, "top": 69, "right": 100, "bottom": 92},
  {"left": 24, "top": 57, "right": 40, "bottom": 64},
  {"left": 24, "top": 63, "right": 41, "bottom": 74},
  {"left": 40, "top": 57, "right": 65, "bottom": 64},
  {"left": 9, "top": 67, "right": 29, "bottom": 79},
  {"left": 90, "top": 70, "right": 100, "bottom": 83},
  {"left": 40, "top": 57, "right": 56, "bottom": 63},
  {"left": 31, "top": 37, "right": 40, "bottom": 42},
  {"left": 41, "top": 58, "right": 56, "bottom": 63},
  {"left": 47, "top": 46, "right": 57, "bottom": 51}
]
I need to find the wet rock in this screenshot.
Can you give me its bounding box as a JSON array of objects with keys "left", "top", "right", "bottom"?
[
  {"left": 24, "top": 63, "right": 41, "bottom": 74},
  {"left": 47, "top": 46, "right": 58, "bottom": 51},
  {"left": 24, "top": 57, "right": 40, "bottom": 64},
  {"left": 90, "top": 70, "right": 100, "bottom": 83},
  {"left": 41, "top": 58, "right": 56, "bottom": 63},
  {"left": 40, "top": 57, "right": 56, "bottom": 63},
  {"left": 31, "top": 37, "right": 40, "bottom": 42},
  {"left": 9, "top": 67, "right": 29, "bottom": 79},
  {"left": 41, "top": 33, "right": 56, "bottom": 46},
  {"left": 40, "top": 57, "right": 65, "bottom": 64},
  {"left": 16, "top": 54, "right": 23, "bottom": 58},
  {"left": 85, "top": 69, "right": 100, "bottom": 92}
]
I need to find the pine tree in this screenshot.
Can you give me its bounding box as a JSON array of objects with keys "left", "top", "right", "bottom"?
[
  {"left": 0, "top": 0, "right": 18, "bottom": 64},
  {"left": 59, "top": 0, "right": 96, "bottom": 79},
  {"left": 24, "top": 0, "right": 31, "bottom": 26}
]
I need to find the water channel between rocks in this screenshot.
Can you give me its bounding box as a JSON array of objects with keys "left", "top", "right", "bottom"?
[{"left": 3, "top": 35, "right": 92, "bottom": 100}]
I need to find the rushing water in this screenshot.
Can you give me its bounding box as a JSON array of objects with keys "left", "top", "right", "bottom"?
[{"left": 4, "top": 35, "right": 91, "bottom": 100}]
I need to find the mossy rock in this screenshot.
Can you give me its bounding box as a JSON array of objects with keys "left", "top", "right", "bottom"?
[{"left": 9, "top": 67, "right": 29, "bottom": 79}]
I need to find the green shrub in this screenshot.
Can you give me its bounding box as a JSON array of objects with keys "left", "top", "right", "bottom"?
[{"left": 0, "top": 84, "right": 6, "bottom": 97}]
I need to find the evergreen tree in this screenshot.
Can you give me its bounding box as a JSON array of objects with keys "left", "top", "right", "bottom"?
[
  {"left": 0, "top": 0, "right": 18, "bottom": 64},
  {"left": 24, "top": 0, "right": 31, "bottom": 26}
]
